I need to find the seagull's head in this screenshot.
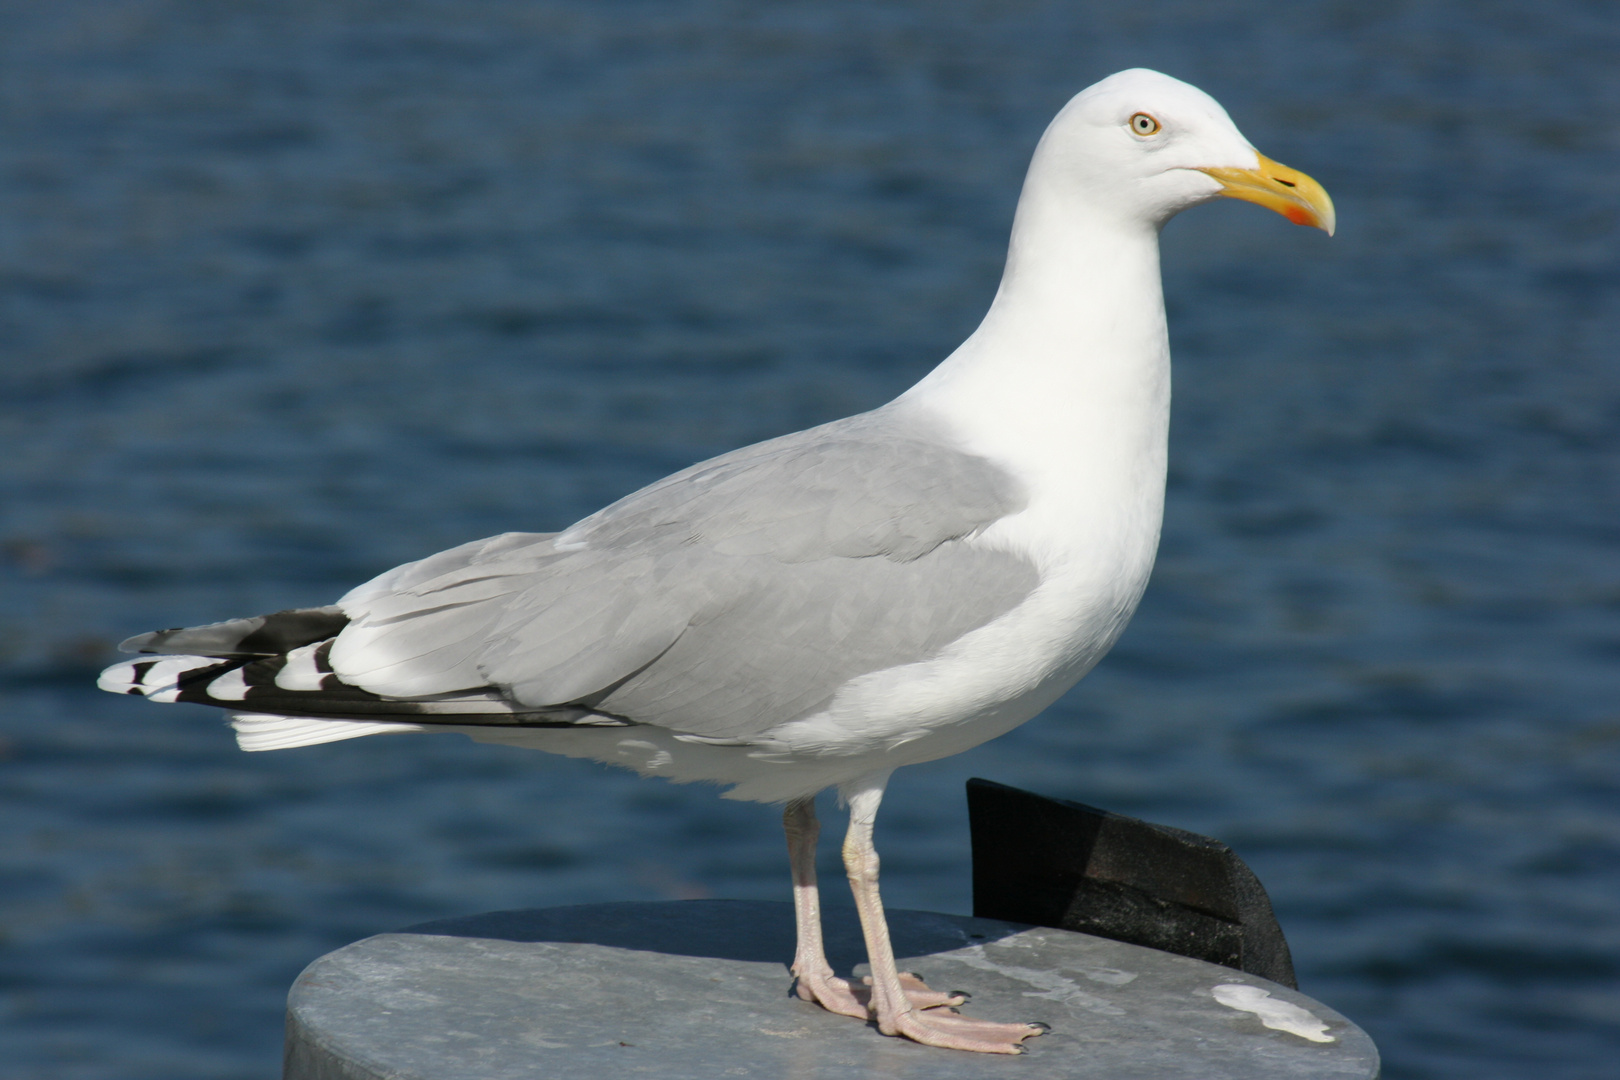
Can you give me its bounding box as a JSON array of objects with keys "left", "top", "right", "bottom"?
[{"left": 1040, "top": 69, "right": 1335, "bottom": 236}]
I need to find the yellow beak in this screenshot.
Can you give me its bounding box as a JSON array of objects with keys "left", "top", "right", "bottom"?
[{"left": 1198, "top": 153, "right": 1335, "bottom": 236}]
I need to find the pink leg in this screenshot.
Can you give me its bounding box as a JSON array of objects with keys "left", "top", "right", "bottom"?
[
  {"left": 784, "top": 797, "right": 866, "bottom": 1018},
  {"left": 839, "top": 772, "right": 1047, "bottom": 1054},
  {"left": 784, "top": 798, "right": 965, "bottom": 1019}
]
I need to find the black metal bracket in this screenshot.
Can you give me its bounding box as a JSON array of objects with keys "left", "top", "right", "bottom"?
[{"left": 967, "top": 777, "right": 1297, "bottom": 988}]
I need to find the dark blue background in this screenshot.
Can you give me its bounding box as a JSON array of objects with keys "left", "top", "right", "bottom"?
[{"left": 2, "top": 2, "right": 1616, "bottom": 1077}]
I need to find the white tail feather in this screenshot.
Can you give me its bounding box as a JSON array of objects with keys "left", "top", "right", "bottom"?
[{"left": 230, "top": 714, "right": 424, "bottom": 751}]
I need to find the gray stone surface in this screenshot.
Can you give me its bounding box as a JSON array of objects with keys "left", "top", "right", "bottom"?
[{"left": 285, "top": 900, "right": 1379, "bottom": 1080}]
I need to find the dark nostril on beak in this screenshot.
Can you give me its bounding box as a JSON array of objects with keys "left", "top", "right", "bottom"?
[{"left": 1273, "top": 177, "right": 1297, "bottom": 188}]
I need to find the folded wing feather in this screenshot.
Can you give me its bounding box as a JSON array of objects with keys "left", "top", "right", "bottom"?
[{"left": 115, "top": 408, "right": 1040, "bottom": 744}]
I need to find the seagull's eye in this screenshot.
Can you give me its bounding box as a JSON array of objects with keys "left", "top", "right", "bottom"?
[{"left": 1129, "top": 113, "right": 1161, "bottom": 137}]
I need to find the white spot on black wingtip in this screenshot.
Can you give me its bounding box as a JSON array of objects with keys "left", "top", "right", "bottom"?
[
  {"left": 206, "top": 666, "right": 251, "bottom": 701},
  {"left": 274, "top": 643, "right": 334, "bottom": 691}
]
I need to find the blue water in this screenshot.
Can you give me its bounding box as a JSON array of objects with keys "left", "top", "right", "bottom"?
[{"left": 2, "top": 2, "right": 1617, "bottom": 1077}]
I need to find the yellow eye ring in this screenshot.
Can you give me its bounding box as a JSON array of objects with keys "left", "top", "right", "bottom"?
[{"left": 1129, "top": 113, "right": 1161, "bottom": 136}]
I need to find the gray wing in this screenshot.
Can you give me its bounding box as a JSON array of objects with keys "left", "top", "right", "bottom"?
[
  {"left": 557, "top": 409, "right": 1020, "bottom": 563},
  {"left": 331, "top": 408, "right": 1036, "bottom": 740},
  {"left": 573, "top": 541, "right": 1035, "bottom": 739}
]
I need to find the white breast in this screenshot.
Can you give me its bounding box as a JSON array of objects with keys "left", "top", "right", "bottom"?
[{"left": 756, "top": 197, "right": 1175, "bottom": 767}]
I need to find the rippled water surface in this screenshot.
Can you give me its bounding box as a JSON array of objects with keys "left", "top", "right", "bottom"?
[{"left": 2, "top": 3, "right": 1617, "bottom": 1078}]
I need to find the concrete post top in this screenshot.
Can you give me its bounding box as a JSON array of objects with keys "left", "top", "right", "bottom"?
[{"left": 286, "top": 899, "right": 1379, "bottom": 1080}]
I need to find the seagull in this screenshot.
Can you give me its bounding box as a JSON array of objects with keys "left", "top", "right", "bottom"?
[{"left": 99, "top": 69, "right": 1332, "bottom": 1054}]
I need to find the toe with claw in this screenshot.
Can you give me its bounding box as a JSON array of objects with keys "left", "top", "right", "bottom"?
[{"left": 880, "top": 1005, "right": 1047, "bottom": 1055}]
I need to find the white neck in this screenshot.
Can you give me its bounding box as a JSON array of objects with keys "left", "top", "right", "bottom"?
[{"left": 897, "top": 155, "right": 1172, "bottom": 572}]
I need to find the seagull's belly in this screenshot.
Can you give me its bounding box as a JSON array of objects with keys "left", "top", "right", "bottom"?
[
  {"left": 760, "top": 506, "right": 1160, "bottom": 763},
  {"left": 472, "top": 502, "right": 1163, "bottom": 802}
]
